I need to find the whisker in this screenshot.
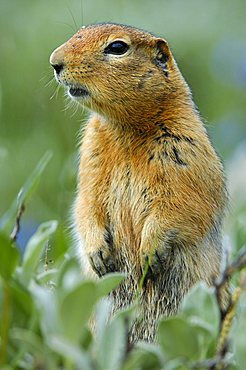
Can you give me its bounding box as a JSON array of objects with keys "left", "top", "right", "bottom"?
[
  {"left": 55, "top": 20, "right": 76, "bottom": 33},
  {"left": 50, "top": 84, "right": 61, "bottom": 100},
  {"left": 55, "top": 84, "right": 62, "bottom": 99},
  {"left": 40, "top": 74, "right": 49, "bottom": 83},
  {"left": 66, "top": 4, "right": 78, "bottom": 31},
  {"left": 63, "top": 94, "right": 74, "bottom": 112},
  {"left": 45, "top": 77, "right": 55, "bottom": 88},
  {"left": 80, "top": 0, "right": 84, "bottom": 26}
]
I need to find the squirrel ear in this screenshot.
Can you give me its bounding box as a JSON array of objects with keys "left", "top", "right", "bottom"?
[{"left": 154, "top": 38, "right": 170, "bottom": 76}]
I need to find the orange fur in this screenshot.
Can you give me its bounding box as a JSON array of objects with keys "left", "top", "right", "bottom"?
[{"left": 50, "top": 23, "right": 228, "bottom": 342}]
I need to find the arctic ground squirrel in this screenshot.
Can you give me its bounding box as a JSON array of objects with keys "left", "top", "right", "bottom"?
[{"left": 50, "top": 23, "right": 228, "bottom": 342}]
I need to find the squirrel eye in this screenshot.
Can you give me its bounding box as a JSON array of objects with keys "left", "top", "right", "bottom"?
[{"left": 104, "top": 41, "right": 129, "bottom": 55}]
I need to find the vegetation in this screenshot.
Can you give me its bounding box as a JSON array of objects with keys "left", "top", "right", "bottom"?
[{"left": 0, "top": 154, "right": 246, "bottom": 370}]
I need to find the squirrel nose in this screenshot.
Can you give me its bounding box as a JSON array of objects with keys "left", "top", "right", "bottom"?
[
  {"left": 51, "top": 63, "right": 64, "bottom": 74},
  {"left": 50, "top": 44, "right": 66, "bottom": 75}
]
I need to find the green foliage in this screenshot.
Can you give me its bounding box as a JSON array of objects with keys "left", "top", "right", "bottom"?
[
  {"left": 0, "top": 233, "right": 19, "bottom": 280},
  {"left": 1, "top": 0, "right": 246, "bottom": 225},
  {"left": 158, "top": 285, "right": 219, "bottom": 366},
  {"left": 0, "top": 156, "right": 245, "bottom": 370},
  {"left": 0, "top": 151, "right": 52, "bottom": 236}
]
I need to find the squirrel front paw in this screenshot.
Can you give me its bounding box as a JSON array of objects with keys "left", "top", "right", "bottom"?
[{"left": 88, "top": 245, "right": 117, "bottom": 277}]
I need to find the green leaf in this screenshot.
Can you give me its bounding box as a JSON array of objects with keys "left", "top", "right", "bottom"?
[
  {"left": 0, "top": 233, "right": 19, "bottom": 280},
  {"left": 10, "top": 279, "right": 33, "bottom": 315},
  {"left": 94, "top": 299, "right": 112, "bottom": 345},
  {"left": 57, "top": 273, "right": 125, "bottom": 345},
  {"left": 0, "top": 151, "right": 52, "bottom": 235},
  {"left": 181, "top": 282, "right": 219, "bottom": 332},
  {"left": 21, "top": 220, "right": 58, "bottom": 283},
  {"left": 95, "top": 312, "right": 126, "bottom": 370},
  {"left": 94, "top": 299, "right": 137, "bottom": 370},
  {"left": 158, "top": 316, "right": 201, "bottom": 361},
  {"left": 29, "top": 281, "right": 60, "bottom": 336},
  {"left": 10, "top": 328, "right": 57, "bottom": 369},
  {"left": 178, "top": 283, "right": 219, "bottom": 358},
  {"left": 56, "top": 255, "right": 83, "bottom": 291},
  {"left": 48, "top": 335, "right": 92, "bottom": 370},
  {"left": 59, "top": 280, "right": 98, "bottom": 343},
  {"left": 123, "top": 342, "right": 164, "bottom": 370},
  {"left": 46, "top": 224, "right": 69, "bottom": 267},
  {"left": 97, "top": 273, "right": 125, "bottom": 297},
  {"left": 17, "top": 151, "right": 53, "bottom": 207},
  {"left": 10, "top": 328, "right": 47, "bottom": 355},
  {"left": 37, "top": 268, "right": 59, "bottom": 284},
  {"left": 163, "top": 359, "right": 187, "bottom": 370}
]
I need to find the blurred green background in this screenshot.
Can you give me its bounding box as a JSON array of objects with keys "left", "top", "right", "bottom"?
[{"left": 1, "top": 0, "right": 246, "bottom": 248}]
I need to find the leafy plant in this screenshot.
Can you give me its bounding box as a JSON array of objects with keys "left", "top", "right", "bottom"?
[{"left": 0, "top": 155, "right": 246, "bottom": 370}]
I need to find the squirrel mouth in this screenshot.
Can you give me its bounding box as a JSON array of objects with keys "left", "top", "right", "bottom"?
[{"left": 68, "top": 86, "right": 90, "bottom": 98}]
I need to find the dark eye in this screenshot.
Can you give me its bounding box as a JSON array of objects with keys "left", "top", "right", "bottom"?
[{"left": 104, "top": 41, "right": 129, "bottom": 55}]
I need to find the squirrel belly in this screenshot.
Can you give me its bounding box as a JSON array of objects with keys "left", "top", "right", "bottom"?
[{"left": 50, "top": 23, "right": 229, "bottom": 342}]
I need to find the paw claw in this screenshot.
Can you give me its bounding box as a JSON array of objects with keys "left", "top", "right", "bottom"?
[{"left": 89, "top": 247, "right": 117, "bottom": 277}]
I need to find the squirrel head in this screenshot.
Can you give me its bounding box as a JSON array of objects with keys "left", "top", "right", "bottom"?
[{"left": 50, "top": 23, "right": 189, "bottom": 126}]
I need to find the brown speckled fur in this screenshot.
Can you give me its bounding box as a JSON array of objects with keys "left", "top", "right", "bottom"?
[{"left": 50, "top": 23, "right": 228, "bottom": 342}]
